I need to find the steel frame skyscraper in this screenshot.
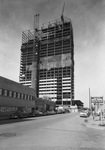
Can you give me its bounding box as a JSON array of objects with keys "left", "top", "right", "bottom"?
[{"left": 19, "top": 16, "right": 74, "bottom": 106}]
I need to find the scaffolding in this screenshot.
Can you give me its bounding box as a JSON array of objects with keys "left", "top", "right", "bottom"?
[
  {"left": 19, "top": 29, "right": 39, "bottom": 88},
  {"left": 19, "top": 14, "right": 40, "bottom": 96}
]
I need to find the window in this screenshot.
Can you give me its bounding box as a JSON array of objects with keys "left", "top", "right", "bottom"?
[
  {"left": 18, "top": 93, "right": 20, "bottom": 99},
  {"left": 0, "top": 89, "right": 2, "bottom": 95},
  {"left": 0, "top": 107, "right": 6, "bottom": 112},
  {"left": 28, "top": 95, "right": 30, "bottom": 100},
  {"left": 25, "top": 95, "right": 27, "bottom": 100},
  {"left": 13, "top": 92, "right": 16, "bottom": 98},
  {"left": 30, "top": 96, "right": 32, "bottom": 100},
  {"left": 4, "top": 90, "right": 8, "bottom": 96},
  {"left": 21, "top": 93, "right": 24, "bottom": 99},
  {"left": 23, "top": 94, "right": 25, "bottom": 99},
  {"left": 0, "top": 107, "right": 2, "bottom": 112},
  {"left": 9, "top": 91, "right": 12, "bottom": 97}
]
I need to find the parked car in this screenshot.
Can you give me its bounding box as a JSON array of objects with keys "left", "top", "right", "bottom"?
[
  {"left": 48, "top": 110, "right": 56, "bottom": 115},
  {"left": 79, "top": 111, "right": 88, "bottom": 117},
  {"left": 28, "top": 112, "right": 36, "bottom": 117},
  {"left": 44, "top": 111, "right": 50, "bottom": 115},
  {"left": 35, "top": 110, "right": 43, "bottom": 116},
  {"left": 29, "top": 110, "right": 43, "bottom": 117},
  {"left": 9, "top": 111, "right": 29, "bottom": 119}
]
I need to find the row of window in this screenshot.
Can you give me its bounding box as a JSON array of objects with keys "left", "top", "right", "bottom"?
[
  {"left": 39, "top": 70, "right": 71, "bottom": 74},
  {"left": 39, "top": 75, "right": 71, "bottom": 79},
  {"left": 0, "top": 88, "right": 35, "bottom": 101},
  {"left": 39, "top": 82, "right": 71, "bottom": 85},
  {"left": 0, "top": 106, "right": 32, "bottom": 113},
  {"left": 39, "top": 88, "right": 71, "bottom": 93},
  {"left": 41, "top": 28, "right": 71, "bottom": 34},
  {"left": 40, "top": 42, "right": 70, "bottom": 48},
  {"left": 0, "top": 106, "right": 18, "bottom": 112}
]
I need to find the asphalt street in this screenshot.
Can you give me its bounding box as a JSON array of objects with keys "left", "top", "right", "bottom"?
[{"left": 0, "top": 113, "right": 105, "bottom": 150}]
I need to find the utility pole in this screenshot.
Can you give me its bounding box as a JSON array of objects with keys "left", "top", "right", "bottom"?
[
  {"left": 70, "top": 20, "right": 74, "bottom": 107},
  {"left": 89, "top": 88, "right": 91, "bottom": 109}
]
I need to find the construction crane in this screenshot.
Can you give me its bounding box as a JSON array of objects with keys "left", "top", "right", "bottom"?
[
  {"left": 31, "top": 14, "right": 39, "bottom": 95},
  {"left": 34, "top": 14, "right": 39, "bottom": 32},
  {"left": 61, "top": 2, "right": 65, "bottom": 23}
]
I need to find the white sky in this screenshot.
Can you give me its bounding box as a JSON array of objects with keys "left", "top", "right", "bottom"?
[{"left": 0, "top": 0, "right": 105, "bottom": 107}]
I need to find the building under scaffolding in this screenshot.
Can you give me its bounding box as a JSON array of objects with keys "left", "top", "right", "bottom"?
[{"left": 19, "top": 16, "right": 74, "bottom": 105}]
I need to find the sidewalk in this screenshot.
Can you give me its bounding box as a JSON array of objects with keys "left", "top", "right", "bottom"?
[
  {"left": 84, "top": 115, "right": 105, "bottom": 130},
  {"left": 0, "top": 116, "right": 8, "bottom": 121}
]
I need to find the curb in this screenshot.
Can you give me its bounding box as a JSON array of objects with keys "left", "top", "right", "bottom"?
[
  {"left": 86, "top": 123, "right": 105, "bottom": 130},
  {"left": 83, "top": 117, "right": 105, "bottom": 130}
]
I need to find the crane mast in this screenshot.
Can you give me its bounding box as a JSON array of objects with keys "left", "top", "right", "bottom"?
[
  {"left": 61, "top": 2, "right": 65, "bottom": 23},
  {"left": 31, "top": 14, "right": 39, "bottom": 96}
]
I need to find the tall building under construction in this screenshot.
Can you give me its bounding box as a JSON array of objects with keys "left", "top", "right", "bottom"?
[{"left": 19, "top": 15, "right": 74, "bottom": 105}]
